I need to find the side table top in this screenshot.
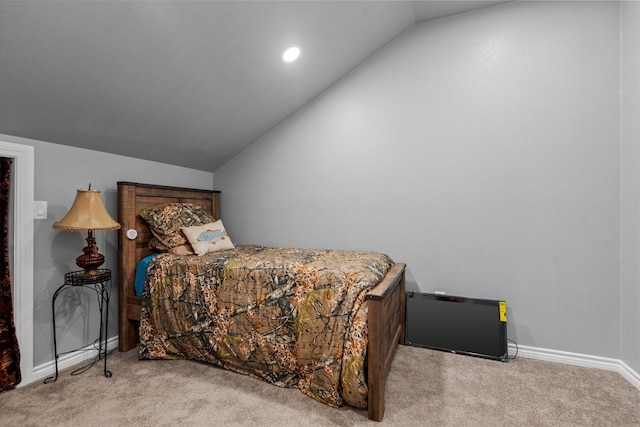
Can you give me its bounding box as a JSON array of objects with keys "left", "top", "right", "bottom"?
[{"left": 64, "top": 269, "right": 111, "bottom": 285}]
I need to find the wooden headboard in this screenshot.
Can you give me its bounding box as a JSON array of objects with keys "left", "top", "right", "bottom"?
[{"left": 116, "top": 181, "right": 220, "bottom": 351}]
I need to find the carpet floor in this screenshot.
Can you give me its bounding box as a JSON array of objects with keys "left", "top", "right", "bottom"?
[{"left": 1, "top": 344, "right": 639, "bottom": 426}]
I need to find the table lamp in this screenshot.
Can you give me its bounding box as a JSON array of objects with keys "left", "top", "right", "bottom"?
[{"left": 53, "top": 184, "right": 121, "bottom": 275}]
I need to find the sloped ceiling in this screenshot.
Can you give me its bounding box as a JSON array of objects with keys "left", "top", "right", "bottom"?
[{"left": 0, "top": 1, "right": 506, "bottom": 172}]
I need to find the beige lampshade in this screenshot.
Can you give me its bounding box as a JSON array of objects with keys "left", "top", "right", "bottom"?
[{"left": 53, "top": 188, "right": 121, "bottom": 231}]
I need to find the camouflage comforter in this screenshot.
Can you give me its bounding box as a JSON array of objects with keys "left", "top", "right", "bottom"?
[{"left": 138, "top": 245, "right": 393, "bottom": 408}]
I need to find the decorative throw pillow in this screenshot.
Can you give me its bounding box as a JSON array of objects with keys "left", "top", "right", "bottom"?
[
  {"left": 139, "top": 203, "right": 215, "bottom": 251},
  {"left": 181, "top": 220, "right": 234, "bottom": 256},
  {"left": 148, "top": 237, "right": 172, "bottom": 252}
]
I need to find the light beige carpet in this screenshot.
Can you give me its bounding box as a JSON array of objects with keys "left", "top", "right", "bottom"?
[{"left": 1, "top": 344, "right": 639, "bottom": 426}]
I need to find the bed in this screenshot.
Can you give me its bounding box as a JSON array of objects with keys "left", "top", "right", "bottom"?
[{"left": 116, "top": 181, "right": 406, "bottom": 421}]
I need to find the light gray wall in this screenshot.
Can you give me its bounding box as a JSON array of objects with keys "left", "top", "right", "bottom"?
[
  {"left": 619, "top": 1, "right": 640, "bottom": 374},
  {"left": 213, "top": 2, "right": 622, "bottom": 358},
  {"left": 0, "top": 133, "right": 213, "bottom": 366}
]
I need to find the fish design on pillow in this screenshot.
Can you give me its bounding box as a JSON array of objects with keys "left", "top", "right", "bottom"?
[{"left": 197, "top": 229, "right": 226, "bottom": 242}]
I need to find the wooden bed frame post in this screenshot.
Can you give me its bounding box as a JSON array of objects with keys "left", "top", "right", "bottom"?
[
  {"left": 366, "top": 263, "right": 406, "bottom": 422},
  {"left": 117, "top": 182, "right": 139, "bottom": 352}
]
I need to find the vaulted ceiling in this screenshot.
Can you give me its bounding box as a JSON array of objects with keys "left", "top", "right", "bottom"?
[{"left": 0, "top": 1, "right": 506, "bottom": 172}]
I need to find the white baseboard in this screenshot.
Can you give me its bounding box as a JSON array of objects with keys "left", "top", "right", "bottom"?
[
  {"left": 510, "top": 343, "right": 640, "bottom": 391},
  {"left": 619, "top": 360, "right": 640, "bottom": 390},
  {"left": 17, "top": 338, "right": 640, "bottom": 392},
  {"left": 27, "top": 336, "right": 120, "bottom": 385}
]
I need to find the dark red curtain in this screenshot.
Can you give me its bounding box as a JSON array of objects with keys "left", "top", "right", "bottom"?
[{"left": 0, "top": 157, "right": 20, "bottom": 392}]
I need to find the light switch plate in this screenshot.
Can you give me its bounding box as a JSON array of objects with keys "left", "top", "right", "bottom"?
[{"left": 34, "top": 201, "right": 47, "bottom": 219}]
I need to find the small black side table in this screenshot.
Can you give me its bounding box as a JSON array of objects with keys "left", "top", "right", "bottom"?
[{"left": 44, "top": 269, "right": 113, "bottom": 383}]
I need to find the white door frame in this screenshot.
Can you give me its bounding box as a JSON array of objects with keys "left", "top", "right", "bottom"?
[{"left": 0, "top": 139, "right": 34, "bottom": 386}]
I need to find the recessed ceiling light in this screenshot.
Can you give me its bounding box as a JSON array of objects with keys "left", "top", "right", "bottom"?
[{"left": 282, "top": 47, "right": 300, "bottom": 63}]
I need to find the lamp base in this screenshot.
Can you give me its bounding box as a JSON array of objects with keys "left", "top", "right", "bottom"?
[{"left": 76, "top": 230, "right": 105, "bottom": 275}]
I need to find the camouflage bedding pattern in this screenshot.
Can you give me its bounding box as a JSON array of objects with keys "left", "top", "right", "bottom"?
[{"left": 138, "top": 245, "right": 393, "bottom": 408}]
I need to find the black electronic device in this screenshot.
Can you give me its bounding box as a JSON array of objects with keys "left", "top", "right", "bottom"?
[{"left": 405, "top": 292, "right": 508, "bottom": 362}]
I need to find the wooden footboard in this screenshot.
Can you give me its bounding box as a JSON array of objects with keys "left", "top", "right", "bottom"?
[{"left": 366, "top": 263, "right": 406, "bottom": 421}]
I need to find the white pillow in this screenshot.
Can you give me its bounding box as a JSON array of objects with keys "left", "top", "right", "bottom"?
[{"left": 181, "top": 220, "right": 235, "bottom": 256}]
